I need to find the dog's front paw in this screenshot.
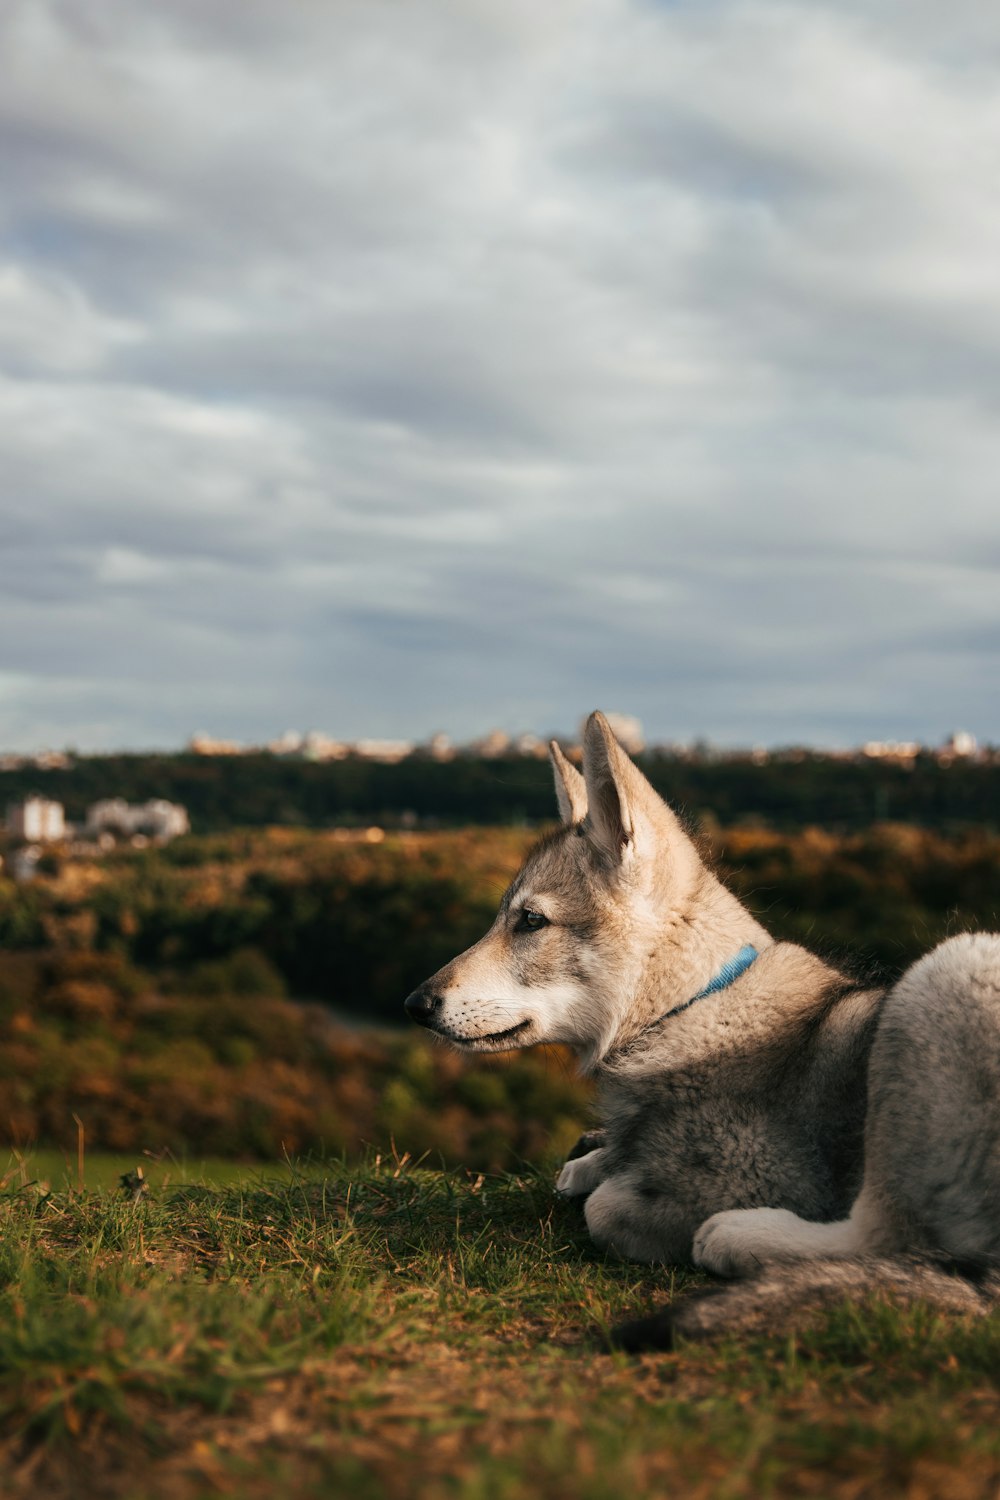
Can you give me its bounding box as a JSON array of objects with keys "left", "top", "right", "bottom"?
[
  {"left": 692, "top": 1208, "right": 807, "bottom": 1278},
  {"left": 555, "top": 1146, "right": 608, "bottom": 1198},
  {"left": 692, "top": 1212, "right": 756, "bottom": 1277}
]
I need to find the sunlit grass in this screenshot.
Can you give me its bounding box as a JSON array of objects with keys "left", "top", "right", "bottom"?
[
  {"left": 0, "top": 1146, "right": 338, "bottom": 1195},
  {"left": 0, "top": 1155, "right": 998, "bottom": 1498}
]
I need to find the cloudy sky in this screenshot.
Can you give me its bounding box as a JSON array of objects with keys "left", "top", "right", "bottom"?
[{"left": 2, "top": 0, "right": 999, "bottom": 751}]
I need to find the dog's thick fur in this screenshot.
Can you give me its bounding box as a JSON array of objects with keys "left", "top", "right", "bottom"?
[{"left": 404, "top": 712, "right": 1000, "bottom": 1346}]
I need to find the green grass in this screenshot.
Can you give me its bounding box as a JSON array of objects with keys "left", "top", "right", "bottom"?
[
  {"left": 1, "top": 1147, "right": 333, "bottom": 1194},
  {"left": 1, "top": 1156, "right": 999, "bottom": 1499}
]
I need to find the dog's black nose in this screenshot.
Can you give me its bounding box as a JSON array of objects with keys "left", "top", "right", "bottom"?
[{"left": 404, "top": 987, "right": 443, "bottom": 1027}]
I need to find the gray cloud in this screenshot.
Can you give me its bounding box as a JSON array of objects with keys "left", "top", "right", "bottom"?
[{"left": 0, "top": 0, "right": 998, "bottom": 751}]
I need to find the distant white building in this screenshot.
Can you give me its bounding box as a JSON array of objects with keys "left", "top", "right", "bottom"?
[
  {"left": 86, "top": 798, "right": 190, "bottom": 842},
  {"left": 514, "top": 733, "right": 548, "bottom": 758},
  {"left": 944, "top": 731, "right": 978, "bottom": 759},
  {"left": 6, "top": 796, "right": 65, "bottom": 843},
  {"left": 353, "top": 738, "right": 413, "bottom": 764},
  {"left": 426, "top": 733, "right": 455, "bottom": 762},
  {"left": 188, "top": 733, "right": 243, "bottom": 755},
  {"left": 862, "top": 740, "right": 920, "bottom": 764},
  {"left": 472, "top": 729, "right": 512, "bottom": 758},
  {"left": 301, "top": 731, "right": 350, "bottom": 762},
  {"left": 268, "top": 729, "right": 305, "bottom": 756}
]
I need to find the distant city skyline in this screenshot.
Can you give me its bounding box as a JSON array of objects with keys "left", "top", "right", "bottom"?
[
  {"left": 2, "top": 2, "right": 999, "bottom": 754},
  {"left": 0, "top": 720, "right": 988, "bottom": 763}
]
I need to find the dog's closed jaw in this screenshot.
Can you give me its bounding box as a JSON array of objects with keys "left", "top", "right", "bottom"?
[{"left": 405, "top": 957, "right": 593, "bottom": 1053}]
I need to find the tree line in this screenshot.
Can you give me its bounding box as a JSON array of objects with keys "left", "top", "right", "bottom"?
[{"left": 1, "top": 749, "right": 1000, "bottom": 833}]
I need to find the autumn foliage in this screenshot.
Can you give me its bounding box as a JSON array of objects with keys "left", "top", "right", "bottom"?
[{"left": 0, "top": 822, "right": 996, "bottom": 1165}]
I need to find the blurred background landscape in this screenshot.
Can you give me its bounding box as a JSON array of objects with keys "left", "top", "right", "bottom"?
[{"left": 2, "top": 733, "right": 998, "bottom": 1174}]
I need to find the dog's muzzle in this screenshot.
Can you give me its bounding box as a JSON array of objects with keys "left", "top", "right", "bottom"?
[{"left": 403, "top": 985, "right": 444, "bottom": 1028}]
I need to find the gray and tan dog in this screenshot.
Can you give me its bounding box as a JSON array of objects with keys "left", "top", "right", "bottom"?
[{"left": 405, "top": 712, "right": 1000, "bottom": 1345}]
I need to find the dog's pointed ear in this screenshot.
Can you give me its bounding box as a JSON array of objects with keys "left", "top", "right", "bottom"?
[
  {"left": 549, "top": 740, "right": 588, "bottom": 825},
  {"left": 582, "top": 710, "right": 652, "bottom": 864}
]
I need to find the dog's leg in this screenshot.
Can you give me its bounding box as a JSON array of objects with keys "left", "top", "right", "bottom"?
[
  {"left": 583, "top": 1176, "right": 690, "bottom": 1263},
  {"left": 692, "top": 1194, "right": 881, "bottom": 1278},
  {"left": 556, "top": 1148, "right": 608, "bottom": 1197}
]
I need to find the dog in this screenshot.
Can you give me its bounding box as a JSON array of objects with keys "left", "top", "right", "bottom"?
[{"left": 404, "top": 711, "right": 1000, "bottom": 1346}]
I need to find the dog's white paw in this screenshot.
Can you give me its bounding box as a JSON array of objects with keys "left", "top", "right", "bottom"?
[
  {"left": 692, "top": 1208, "right": 811, "bottom": 1278},
  {"left": 556, "top": 1147, "right": 608, "bottom": 1197}
]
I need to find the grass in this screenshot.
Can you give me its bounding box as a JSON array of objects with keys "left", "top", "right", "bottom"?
[
  {"left": 0, "top": 1148, "right": 333, "bottom": 1195},
  {"left": 1, "top": 1153, "right": 999, "bottom": 1498}
]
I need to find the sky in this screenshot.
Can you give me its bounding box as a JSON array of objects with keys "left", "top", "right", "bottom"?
[{"left": 2, "top": 0, "right": 1000, "bottom": 752}]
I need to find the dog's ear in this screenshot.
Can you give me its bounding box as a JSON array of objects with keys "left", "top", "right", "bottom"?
[
  {"left": 549, "top": 740, "right": 588, "bottom": 825},
  {"left": 582, "top": 710, "right": 656, "bottom": 864}
]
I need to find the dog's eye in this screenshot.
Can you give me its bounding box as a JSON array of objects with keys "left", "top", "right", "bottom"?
[{"left": 519, "top": 909, "right": 549, "bottom": 932}]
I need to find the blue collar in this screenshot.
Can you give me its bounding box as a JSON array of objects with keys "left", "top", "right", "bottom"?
[{"left": 657, "top": 943, "right": 760, "bottom": 1024}]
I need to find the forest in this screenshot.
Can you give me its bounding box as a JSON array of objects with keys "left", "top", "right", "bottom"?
[
  {"left": 2, "top": 745, "right": 1000, "bottom": 831},
  {"left": 0, "top": 820, "right": 997, "bottom": 1166}
]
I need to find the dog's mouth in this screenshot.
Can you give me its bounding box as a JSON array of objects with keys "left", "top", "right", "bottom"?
[{"left": 445, "top": 1019, "right": 533, "bottom": 1051}]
